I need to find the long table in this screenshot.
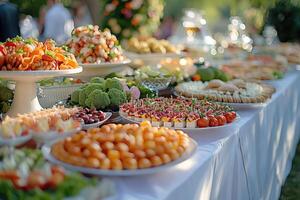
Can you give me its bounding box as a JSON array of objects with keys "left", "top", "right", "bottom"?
[{"left": 106, "top": 71, "right": 300, "bottom": 200}]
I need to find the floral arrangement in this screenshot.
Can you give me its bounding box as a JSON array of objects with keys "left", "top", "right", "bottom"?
[{"left": 101, "top": 0, "right": 164, "bottom": 40}]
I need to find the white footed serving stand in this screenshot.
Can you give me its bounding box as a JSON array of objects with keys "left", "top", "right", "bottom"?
[
  {"left": 0, "top": 67, "right": 82, "bottom": 117},
  {"left": 77, "top": 60, "right": 131, "bottom": 80}
]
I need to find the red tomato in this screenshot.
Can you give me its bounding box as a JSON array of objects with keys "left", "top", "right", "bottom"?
[
  {"left": 42, "top": 54, "right": 54, "bottom": 61},
  {"left": 51, "top": 166, "right": 65, "bottom": 175},
  {"left": 0, "top": 170, "right": 19, "bottom": 181},
  {"left": 46, "top": 172, "right": 64, "bottom": 188},
  {"left": 230, "top": 111, "right": 237, "bottom": 119},
  {"left": 192, "top": 74, "right": 201, "bottom": 81},
  {"left": 0, "top": 45, "right": 6, "bottom": 55},
  {"left": 216, "top": 115, "right": 226, "bottom": 126},
  {"left": 4, "top": 41, "right": 16, "bottom": 47},
  {"left": 27, "top": 171, "right": 47, "bottom": 189},
  {"left": 209, "top": 117, "right": 219, "bottom": 127},
  {"left": 0, "top": 51, "right": 5, "bottom": 67},
  {"left": 225, "top": 112, "right": 234, "bottom": 123},
  {"left": 197, "top": 117, "right": 209, "bottom": 128}
]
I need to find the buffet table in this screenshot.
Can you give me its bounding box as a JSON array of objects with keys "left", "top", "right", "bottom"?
[{"left": 107, "top": 71, "right": 300, "bottom": 200}]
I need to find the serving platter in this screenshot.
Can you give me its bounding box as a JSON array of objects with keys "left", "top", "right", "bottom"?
[
  {"left": 42, "top": 138, "right": 197, "bottom": 176},
  {"left": 0, "top": 67, "right": 83, "bottom": 117},
  {"left": 81, "top": 112, "right": 112, "bottom": 129},
  {"left": 120, "top": 113, "right": 240, "bottom": 133},
  {"left": 77, "top": 60, "right": 131, "bottom": 80}
]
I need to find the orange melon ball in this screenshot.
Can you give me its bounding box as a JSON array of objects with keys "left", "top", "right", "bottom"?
[
  {"left": 116, "top": 143, "right": 129, "bottom": 152},
  {"left": 100, "top": 158, "right": 111, "bottom": 169},
  {"left": 150, "top": 156, "right": 163, "bottom": 166},
  {"left": 120, "top": 151, "right": 135, "bottom": 159},
  {"left": 111, "top": 159, "right": 123, "bottom": 170},
  {"left": 133, "top": 149, "right": 146, "bottom": 158},
  {"left": 101, "top": 141, "right": 114, "bottom": 151},
  {"left": 138, "top": 158, "right": 152, "bottom": 169},
  {"left": 123, "top": 158, "right": 138, "bottom": 170},
  {"left": 160, "top": 154, "right": 171, "bottom": 164},
  {"left": 87, "top": 157, "right": 100, "bottom": 168},
  {"left": 107, "top": 150, "right": 120, "bottom": 160}
]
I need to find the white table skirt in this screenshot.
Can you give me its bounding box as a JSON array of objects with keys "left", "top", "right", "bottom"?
[{"left": 106, "top": 71, "right": 300, "bottom": 200}]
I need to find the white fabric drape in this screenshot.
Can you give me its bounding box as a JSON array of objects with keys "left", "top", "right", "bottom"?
[{"left": 106, "top": 71, "right": 300, "bottom": 200}]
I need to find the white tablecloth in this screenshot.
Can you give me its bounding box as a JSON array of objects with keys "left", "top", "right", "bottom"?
[{"left": 106, "top": 71, "right": 300, "bottom": 200}]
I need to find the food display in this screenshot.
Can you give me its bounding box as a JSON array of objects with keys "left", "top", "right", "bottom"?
[
  {"left": 72, "top": 108, "right": 106, "bottom": 125},
  {"left": 66, "top": 25, "right": 125, "bottom": 64},
  {"left": 192, "top": 67, "right": 230, "bottom": 82},
  {"left": 0, "top": 79, "right": 13, "bottom": 114},
  {"left": 0, "top": 37, "right": 78, "bottom": 71},
  {"left": 70, "top": 77, "right": 140, "bottom": 111},
  {"left": 38, "top": 77, "right": 84, "bottom": 87},
  {"left": 125, "top": 37, "right": 178, "bottom": 54},
  {"left": 51, "top": 121, "right": 191, "bottom": 170},
  {"left": 175, "top": 79, "right": 275, "bottom": 103},
  {"left": 120, "top": 97, "right": 237, "bottom": 128},
  {"left": 0, "top": 107, "right": 80, "bottom": 139},
  {"left": 256, "top": 43, "right": 300, "bottom": 64},
  {"left": 0, "top": 148, "right": 115, "bottom": 200},
  {"left": 221, "top": 55, "right": 288, "bottom": 80}
]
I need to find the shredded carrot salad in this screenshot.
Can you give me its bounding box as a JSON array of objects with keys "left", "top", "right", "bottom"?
[{"left": 0, "top": 36, "right": 78, "bottom": 71}]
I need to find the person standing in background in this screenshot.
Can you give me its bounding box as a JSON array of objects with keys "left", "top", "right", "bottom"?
[
  {"left": 44, "top": 0, "right": 74, "bottom": 44},
  {"left": 0, "top": 0, "right": 20, "bottom": 42}
]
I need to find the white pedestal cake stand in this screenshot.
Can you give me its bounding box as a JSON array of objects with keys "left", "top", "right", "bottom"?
[
  {"left": 0, "top": 67, "right": 82, "bottom": 117},
  {"left": 77, "top": 60, "right": 131, "bottom": 81}
]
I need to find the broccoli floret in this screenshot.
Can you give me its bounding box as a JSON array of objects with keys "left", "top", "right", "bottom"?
[
  {"left": 79, "top": 90, "right": 87, "bottom": 106},
  {"left": 0, "top": 86, "right": 13, "bottom": 101},
  {"left": 104, "top": 78, "right": 123, "bottom": 91},
  {"left": 70, "top": 89, "right": 81, "bottom": 103},
  {"left": 90, "top": 77, "right": 105, "bottom": 84},
  {"left": 108, "top": 88, "right": 127, "bottom": 106},
  {"left": 86, "top": 90, "right": 110, "bottom": 109},
  {"left": 83, "top": 83, "right": 105, "bottom": 96}
]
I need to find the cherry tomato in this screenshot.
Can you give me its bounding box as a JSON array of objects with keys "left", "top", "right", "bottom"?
[
  {"left": 45, "top": 172, "right": 64, "bottom": 189},
  {"left": 225, "top": 112, "right": 234, "bottom": 123},
  {"left": 0, "top": 45, "right": 6, "bottom": 55},
  {"left": 216, "top": 115, "right": 226, "bottom": 126},
  {"left": 0, "top": 170, "right": 19, "bottom": 181},
  {"left": 197, "top": 117, "right": 209, "bottom": 128},
  {"left": 27, "top": 171, "right": 47, "bottom": 189},
  {"left": 42, "top": 54, "right": 54, "bottom": 61},
  {"left": 192, "top": 74, "right": 201, "bottom": 81},
  {"left": 51, "top": 166, "right": 65, "bottom": 175},
  {"left": 209, "top": 117, "right": 219, "bottom": 127},
  {"left": 4, "top": 41, "right": 16, "bottom": 47},
  {"left": 0, "top": 50, "right": 6, "bottom": 67},
  {"left": 230, "top": 111, "right": 237, "bottom": 119}
]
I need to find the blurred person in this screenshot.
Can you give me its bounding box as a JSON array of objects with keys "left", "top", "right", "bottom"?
[
  {"left": 38, "top": 5, "right": 48, "bottom": 40},
  {"left": 0, "top": 0, "right": 20, "bottom": 42},
  {"left": 20, "top": 15, "right": 39, "bottom": 39},
  {"left": 44, "top": 0, "right": 74, "bottom": 44},
  {"left": 72, "top": 0, "right": 92, "bottom": 27}
]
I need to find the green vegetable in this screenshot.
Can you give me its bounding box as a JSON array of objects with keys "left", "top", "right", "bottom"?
[
  {"left": 86, "top": 90, "right": 110, "bottom": 109},
  {"left": 105, "top": 72, "right": 121, "bottom": 79},
  {"left": 197, "top": 68, "right": 215, "bottom": 81},
  {"left": 0, "top": 86, "right": 13, "bottom": 101},
  {"left": 273, "top": 71, "right": 284, "bottom": 79},
  {"left": 138, "top": 85, "right": 155, "bottom": 98},
  {"left": 83, "top": 83, "right": 105, "bottom": 96},
  {"left": 90, "top": 77, "right": 105, "bottom": 84},
  {"left": 78, "top": 90, "right": 87, "bottom": 106},
  {"left": 108, "top": 88, "right": 127, "bottom": 106},
  {"left": 104, "top": 78, "right": 123, "bottom": 91},
  {"left": 70, "top": 89, "right": 81, "bottom": 104}
]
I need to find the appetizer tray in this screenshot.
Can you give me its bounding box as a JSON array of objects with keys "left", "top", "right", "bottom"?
[
  {"left": 120, "top": 113, "right": 240, "bottom": 132},
  {"left": 42, "top": 137, "right": 197, "bottom": 176}
]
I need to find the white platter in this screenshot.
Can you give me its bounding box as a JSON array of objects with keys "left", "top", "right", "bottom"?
[
  {"left": 77, "top": 60, "right": 131, "bottom": 80},
  {"left": 120, "top": 113, "right": 240, "bottom": 132},
  {"left": 125, "top": 51, "right": 184, "bottom": 65},
  {"left": 81, "top": 112, "right": 112, "bottom": 129},
  {"left": 224, "top": 102, "right": 267, "bottom": 110},
  {"left": 0, "top": 67, "right": 83, "bottom": 117},
  {"left": 42, "top": 138, "right": 198, "bottom": 176},
  {"left": 80, "top": 60, "right": 131, "bottom": 68},
  {"left": 0, "top": 133, "right": 32, "bottom": 146},
  {"left": 174, "top": 91, "right": 268, "bottom": 110}
]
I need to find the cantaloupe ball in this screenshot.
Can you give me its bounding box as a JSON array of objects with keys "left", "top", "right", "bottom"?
[
  {"left": 160, "top": 154, "right": 171, "bottom": 164},
  {"left": 138, "top": 158, "right": 152, "bottom": 168},
  {"left": 111, "top": 159, "right": 123, "bottom": 170},
  {"left": 133, "top": 149, "right": 146, "bottom": 158},
  {"left": 100, "top": 158, "right": 111, "bottom": 169},
  {"left": 150, "top": 156, "right": 163, "bottom": 166},
  {"left": 107, "top": 150, "right": 120, "bottom": 160},
  {"left": 123, "top": 158, "right": 138, "bottom": 169},
  {"left": 116, "top": 143, "right": 129, "bottom": 152},
  {"left": 87, "top": 157, "right": 100, "bottom": 168}
]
